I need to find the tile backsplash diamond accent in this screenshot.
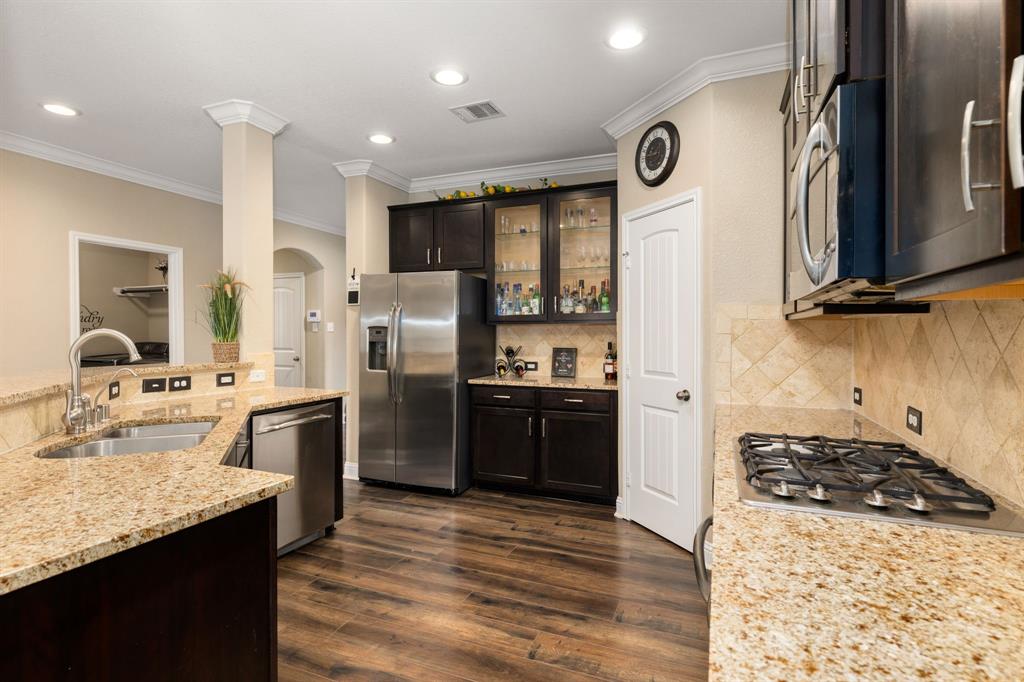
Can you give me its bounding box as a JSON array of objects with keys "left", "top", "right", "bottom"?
[
  {"left": 853, "top": 300, "right": 1024, "bottom": 507},
  {"left": 495, "top": 324, "right": 616, "bottom": 378},
  {"left": 716, "top": 304, "right": 853, "bottom": 410}
]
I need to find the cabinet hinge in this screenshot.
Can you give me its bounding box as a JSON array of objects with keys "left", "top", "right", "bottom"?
[{"left": 625, "top": 471, "right": 631, "bottom": 487}]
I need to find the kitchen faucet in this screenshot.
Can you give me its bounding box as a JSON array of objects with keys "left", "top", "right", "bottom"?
[{"left": 64, "top": 329, "right": 141, "bottom": 434}]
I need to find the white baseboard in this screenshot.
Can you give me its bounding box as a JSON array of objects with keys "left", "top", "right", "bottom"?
[
  {"left": 614, "top": 496, "right": 626, "bottom": 519},
  {"left": 343, "top": 462, "right": 359, "bottom": 480}
]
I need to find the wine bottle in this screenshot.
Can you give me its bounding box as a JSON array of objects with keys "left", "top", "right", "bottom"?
[
  {"left": 603, "top": 342, "right": 617, "bottom": 381},
  {"left": 599, "top": 281, "right": 611, "bottom": 312}
]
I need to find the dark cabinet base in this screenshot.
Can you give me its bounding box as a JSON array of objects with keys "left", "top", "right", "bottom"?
[
  {"left": 470, "top": 386, "right": 617, "bottom": 505},
  {"left": 0, "top": 499, "right": 278, "bottom": 682}
]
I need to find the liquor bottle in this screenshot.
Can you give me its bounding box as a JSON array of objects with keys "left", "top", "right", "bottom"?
[
  {"left": 574, "top": 279, "right": 587, "bottom": 313},
  {"left": 599, "top": 281, "right": 611, "bottom": 312},
  {"left": 590, "top": 285, "right": 599, "bottom": 313},
  {"left": 603, "top": 342, "right": 617, "bottom": 381},
  {"left": 533, "top": 283, "right": 542, "bottom": 315},
  {"left": 503, "top": 281, "right": 512, "bottom": 315},
  {"left": 561, "top": 285, "right": 572, "bottom": 314}
]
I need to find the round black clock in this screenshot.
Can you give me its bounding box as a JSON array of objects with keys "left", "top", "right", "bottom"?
[{"left": 635, "top": 120, "right": 680, "bottom": 187}]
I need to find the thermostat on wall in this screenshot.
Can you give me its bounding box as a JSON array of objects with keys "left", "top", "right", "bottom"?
[
  {"left": 347, "top": 276, "right": 360, "bottom": 306},
  {"left": 307, "top": 310, "right": 322, "bottom": 323}
]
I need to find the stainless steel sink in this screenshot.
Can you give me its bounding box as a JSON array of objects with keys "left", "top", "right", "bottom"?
[
  {"left": 38, "top": 430, "right": 211, "bottom": 460},
  {"left": 102, "top": 421, "right": 215, "bottom": 439}
]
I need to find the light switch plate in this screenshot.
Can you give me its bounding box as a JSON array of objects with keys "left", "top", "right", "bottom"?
[
  {"left": 525, "top": 361, "right": 538, "bottom": 371},
  {"left": 326, "top": 322, "right": 335, "bottom": 332},
  {"left": 249, "top": 369, "right": 267, "bottom": 382},
  {"left": 853, "top": 387, "right": 863, "bottom": 406},
  {"left": 142, "top": 378, "right": 167, "bottom": 393},
  {"left": 108, "top": 381, "right": 121, "bottom": 400},
  {"left": 216, "top": 372, "right": 235, "bottom": 387},
  {"left": 169, "top": 376, "right": 191, "bottom": 392}
]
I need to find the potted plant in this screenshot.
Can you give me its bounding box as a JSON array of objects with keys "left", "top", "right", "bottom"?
[{"left": 201, "top": 270, "right": 248, "bottom": 363}]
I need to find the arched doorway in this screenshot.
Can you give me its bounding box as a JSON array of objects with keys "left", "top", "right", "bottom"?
[{"left": 273, "top": 247, "right": 326, "bottom": 388}]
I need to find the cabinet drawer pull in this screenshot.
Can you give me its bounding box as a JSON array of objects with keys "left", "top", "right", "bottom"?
[
  {"left": 427, "top": 248, "right": 431, "bottom": 265},
  {"left": 528, "top": 416, "right": 533, "bottom": 437},
  {"left": 563, "top": 398, "right": 584, "bottom": 403},
  {"left": 492, "top": 394, "right": 512, "bottom": 399},
  {"left": 542, "top": 417, "right": 546, "bottom": 438},
  {"left": 437, "top": 247, "right": 442, "bottom": 264}
]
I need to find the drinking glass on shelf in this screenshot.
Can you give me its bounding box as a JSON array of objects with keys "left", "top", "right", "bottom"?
[{"left": 589, "top": 207, "right": 598, "bottom": 225}]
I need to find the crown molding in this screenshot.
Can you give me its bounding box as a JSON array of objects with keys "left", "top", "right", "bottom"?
[
  {"left": 202, "top": 99, "right": 290, "bottom": 136},
  {"left": 1, "top": 130, "right": 344, "bottom": 234},
  {"left": 405, "top": 153, "right": 617, "bottom": 194},
  {"left": 601, "top": 42, "right": 788, "bottom": 140},
  {"left": 332, "top": 159, "right": 411, "bottom": 193}
]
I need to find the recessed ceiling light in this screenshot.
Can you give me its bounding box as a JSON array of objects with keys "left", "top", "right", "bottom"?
[
  {"left": 607, "top": 26, "right": 645, "bottom": 50},
  {"left": 368, "top": 133, "right": 394, "bottom": 144},
  {"left": 431, "top": 69, "right": 467, "bottom": 86},
  {"left": 41, "top": 103, "right": 80, "bottom": 117}
]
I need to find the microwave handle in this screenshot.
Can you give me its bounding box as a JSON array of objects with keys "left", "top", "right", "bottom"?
[
  {"left": 795, "top": 119, "right": 834, "bottom": 286},
  {"left": 1008, "top": 55, "right": 1024, "bottom": 189}
]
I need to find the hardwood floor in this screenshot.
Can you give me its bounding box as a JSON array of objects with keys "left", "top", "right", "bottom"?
[{"left": 277, "top": 480, "right": 709, "bottom": 681}]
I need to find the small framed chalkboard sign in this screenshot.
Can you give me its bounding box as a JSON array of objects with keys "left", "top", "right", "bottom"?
[{"left": 551, "top": 347, "right": 578, "bottom": 378}]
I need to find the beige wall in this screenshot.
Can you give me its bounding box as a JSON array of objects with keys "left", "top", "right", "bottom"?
[
  {"left": 344, "top": 175, "right": 410, "bottom": 464},
  {"left": 78, "top": 243, "right": 168, "bottom": 354},
  {"left": 0, "top": 149, "right": 221, "bottom": 376},
  {"left": 615, "top": 70, "right": 787, "bottom": 512},
  {"left": 0, "top": 149, "right": 348, "bottom": 384}
]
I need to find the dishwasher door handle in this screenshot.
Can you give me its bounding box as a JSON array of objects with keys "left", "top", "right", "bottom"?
[{"left": 255, "top": 413, "right": 332, "bottom": 435}]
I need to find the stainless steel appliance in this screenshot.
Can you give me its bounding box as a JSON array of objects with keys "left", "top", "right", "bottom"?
[
  {"left": 736, "top": 433, "right": 1024, "bottom": 537},
  {"left": 359, "top": 271, "right": 494, "bottom": 494},
  {"left": 252, "top": 402, "right": 336, "bottom": 552},
  {"left": 787, "top": 79, "right": 886, "bottom": 305}
]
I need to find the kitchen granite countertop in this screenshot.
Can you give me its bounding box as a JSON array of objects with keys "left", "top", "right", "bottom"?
[
  {"left": 468, "top": 375, "right": 617, "bottom": 391},
  {"left": 0, "top": 386, "right": 347, "bottom": 596},
  {"left": 709, "top": 404, "right": 1024, "bottom": 681}
]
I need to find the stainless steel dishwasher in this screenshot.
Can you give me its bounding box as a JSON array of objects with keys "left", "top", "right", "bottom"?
[{"left": 252, "top": 401, "right": 336, "bottom": 553}]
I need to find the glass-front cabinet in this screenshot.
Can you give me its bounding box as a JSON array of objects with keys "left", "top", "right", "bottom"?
[
  {"left": 486, "top": 196, "right": 548, "bottom": 322},
  {"left": 549, "top": 186, "right": 616, "bottom": 322},
  {"left": 485, "top": 184, "right": 616, "bottom": 324}
]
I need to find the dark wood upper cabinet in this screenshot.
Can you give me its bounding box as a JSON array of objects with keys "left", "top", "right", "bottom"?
[
  {"left": 434, "top": 202, "right": 484, "bottom": 270},
  {"left": 389, "top": 207, "right": 434, "bottom": 272},
  {"left": 887, "top": 0, "right": 1022, "bottom": 287},
  {"left": 471, "top": 406, "right": 536, "bottom": 485},
  {"left": 538, "top": 409, "right": 612, "bottom": 498},
  {"left": 548, "top": 185, "right": 617, "bottom": 323}
]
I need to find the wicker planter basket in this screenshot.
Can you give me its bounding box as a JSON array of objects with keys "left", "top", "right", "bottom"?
[{"left": 211, "top": 341, "right": 239, "bottom": 363}]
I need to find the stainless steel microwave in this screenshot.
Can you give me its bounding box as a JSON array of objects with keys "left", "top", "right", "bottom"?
[{"left": 786, "top": 80, "right": 885, "bottom": 303}]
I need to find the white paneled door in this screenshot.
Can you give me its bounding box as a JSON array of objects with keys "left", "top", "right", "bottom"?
[
  {"left": 273, "top": 273, "right": 305, "bottom": 388},
  {"left": 624, "top": 192, "right": 700, "bottom": 550}
]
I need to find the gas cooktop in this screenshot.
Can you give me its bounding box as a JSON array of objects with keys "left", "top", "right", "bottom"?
[{"left": 736, "top": 433, "right": 1024, "bottom": 537}]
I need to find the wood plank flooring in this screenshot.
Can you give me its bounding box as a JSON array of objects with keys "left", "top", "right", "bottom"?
[{"left": 277, "top": 480, "right": 709, "bottom": 681}]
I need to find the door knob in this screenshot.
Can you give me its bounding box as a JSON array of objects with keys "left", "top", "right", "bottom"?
[
  {"left": 293, "top": 356, "right": 301, "bottom": 362},
  {"left": 676, "top": 389, "right": 691, "bottom": 402}
]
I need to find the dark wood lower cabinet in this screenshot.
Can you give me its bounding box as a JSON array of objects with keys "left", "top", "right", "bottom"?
[
  {"left": 472, "top": 406, "right": 536, "bottom": 485},
  {"left": 471, "top": 385, "right": 616, "bottom": 504},
  {"left": 0, "top": 499, "right": 278, "bottom": 682},
  {"left": 539, "top": 410, "right": 612, "bottom": 497}
]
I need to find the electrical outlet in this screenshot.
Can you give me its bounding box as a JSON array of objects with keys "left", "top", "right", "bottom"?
[
  {"left": 108, "top": 381, "right": 121, "bottom": 401},
  {"left": 169, "top": 376, "right": 191, "bottom": 392},
  {"left": 249, "top": 369, "right": 267, "bottom": 383},
  {"left": 853, "top": 386, "right": 863, "bottom": 406},
  {"left": 906, "top": 405, "right": 923, "bottom": 435},
  {"left": 142, "top": 378, "right": 167, "bottom": 393},
  {"left": 216, "top": 372, "right": 235, "bottom": 387},
  {"left": 525, "top": 361, "right": 538, "bottom": 371}
]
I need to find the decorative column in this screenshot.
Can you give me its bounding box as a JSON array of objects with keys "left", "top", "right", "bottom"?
[
  {"left": 333, "top": 160, "right": 409, "bottom": 466},
  {"left": 203, "top": 100, "right": 288, "bottom": 374}
]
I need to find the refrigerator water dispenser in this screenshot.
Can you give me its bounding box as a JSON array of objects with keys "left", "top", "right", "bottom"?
[{"left": 367, "top": 327, "right": 388, "bottom": 370}]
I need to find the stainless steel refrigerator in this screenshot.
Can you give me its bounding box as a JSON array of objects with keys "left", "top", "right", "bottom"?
[{"left": 358, "top": 271, "right": 494, "bottom": 494}]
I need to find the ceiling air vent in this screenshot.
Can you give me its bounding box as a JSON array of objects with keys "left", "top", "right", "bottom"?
[{"left": 449, "top": 100, "right": 505, "bottom": 123}]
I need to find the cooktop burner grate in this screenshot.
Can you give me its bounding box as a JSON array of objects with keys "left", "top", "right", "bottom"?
[{"left": 738, "top": 433, "right": 996, "bottom": 512}]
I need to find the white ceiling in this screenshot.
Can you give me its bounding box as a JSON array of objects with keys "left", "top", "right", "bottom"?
[{"left": 0, "top": 1, "right": 785, "bottom": 233}]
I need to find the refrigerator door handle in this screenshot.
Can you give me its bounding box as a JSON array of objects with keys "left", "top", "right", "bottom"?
[
  {"left": 392, "top": 302, "right": 404, "bottom": 404},
  {"left": 386, "top": 303, "right": 397, "bottom": 404}
]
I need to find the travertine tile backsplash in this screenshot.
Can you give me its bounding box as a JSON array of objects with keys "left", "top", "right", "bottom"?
[
  {"left": 495, "top": 324, "right": 616, "bottom": 378},
  {"left": 853, "top": 300, "right": 1024, "bottom": 507},
  {"left": 715, "top": 304, "right": 853, "bottom": 410}
]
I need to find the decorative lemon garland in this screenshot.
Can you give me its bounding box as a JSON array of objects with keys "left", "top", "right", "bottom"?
[{"left": 433, "top": 177, "right": 560, "bottom": 201}]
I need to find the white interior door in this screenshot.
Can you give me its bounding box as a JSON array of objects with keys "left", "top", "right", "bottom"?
[
  {"left": 273, "top": 273, "right": 305, "bottom": 387},
  {"left": 624, "top": 194, "right": 700, "bottom": 550}
]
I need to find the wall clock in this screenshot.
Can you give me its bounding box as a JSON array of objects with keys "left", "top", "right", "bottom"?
[{"left": 635, "top": 120, "right": 680, "bottom": 187}]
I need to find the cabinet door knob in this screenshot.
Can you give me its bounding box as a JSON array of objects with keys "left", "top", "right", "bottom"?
[{"left": 676, "top": 389, "right": 691, "bottom": 402}]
